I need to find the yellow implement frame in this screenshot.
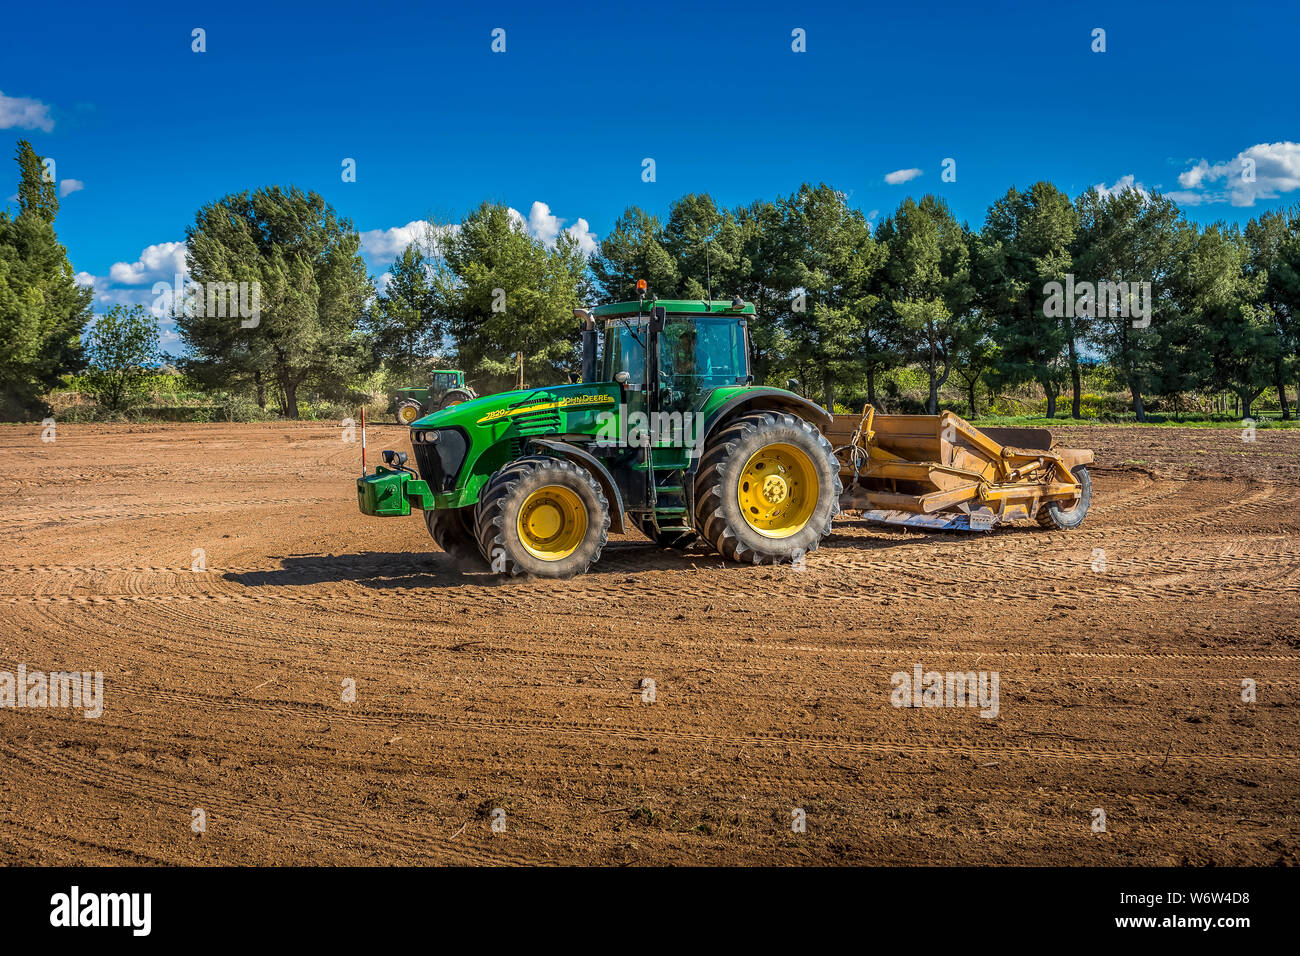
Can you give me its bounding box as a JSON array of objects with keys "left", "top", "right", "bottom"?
[{"left": 825, "top": 408, "right": 1094, "bottom": 530}]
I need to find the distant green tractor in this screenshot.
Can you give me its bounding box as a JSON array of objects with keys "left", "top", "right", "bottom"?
[
  {"left": 358, "top": 293, "right": 841, "bottom": 577},
  {"left": 392, "top": 370, "right": 477, "bottom": 425}
]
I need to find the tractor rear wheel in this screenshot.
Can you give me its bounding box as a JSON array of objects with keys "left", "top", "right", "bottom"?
[
  {"left": 437, "top": 389, "right": 474, "bottom": 410},
  {"left": 424, "top": 506, "right": 481, "bottom": 564},
  {"left": 475, "top": 456, "right": 610, "bottom": 577},
  {"left": 635, "top": 515, "right": 696, "bottom": 550},
  {"left": 694, "top": 411, "right": 841, "bottom": 565},
  {"left": 1036, "top": 465, "right": 1092, "bottom": 530},
  {"left": 395, "top": 400, "right": 423, "bottom": 425}
]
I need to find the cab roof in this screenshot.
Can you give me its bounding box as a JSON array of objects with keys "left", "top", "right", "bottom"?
[{"left": 591, "top": 299, "right": 755, "bottom": 318}]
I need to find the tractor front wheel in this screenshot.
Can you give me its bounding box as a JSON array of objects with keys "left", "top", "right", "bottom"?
[
  {"left": 694, "top": 411, "right": 841, "bottom": 565},
  {"left": 425, "top": 506, "right": 481, "bottom": 564},
  {"left": 475, "top": 456, "right": 610, "bottom": 577},
  {"left": 395, "top": 400, "right": 423, "bottom": 425}
]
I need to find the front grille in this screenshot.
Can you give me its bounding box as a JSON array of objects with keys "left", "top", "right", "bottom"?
[
  {"left": 412, "top": 442, "right": 442, "bottom": 487},
  {"left": 511, "top": 411, "right": 562, "bottom": 434},
  {"left": 411, "top": 428, "right": 468, "bottom": 492}
]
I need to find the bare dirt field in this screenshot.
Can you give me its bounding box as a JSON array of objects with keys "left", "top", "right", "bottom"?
[{"left": 1, "top": 421, "right": 1297, "bottom": 865}]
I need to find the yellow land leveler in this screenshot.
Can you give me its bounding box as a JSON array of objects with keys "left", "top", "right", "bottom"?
[{"left": 826, "top": 408, "right": 1095, "bottom": 532}]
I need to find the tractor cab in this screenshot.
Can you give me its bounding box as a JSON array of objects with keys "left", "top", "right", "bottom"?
[
  {"left": 431, "top": 370, "right": 465, "bottom": 392},
  {"left": 588, "top": 296, "right": 753, "bottom": 421}
]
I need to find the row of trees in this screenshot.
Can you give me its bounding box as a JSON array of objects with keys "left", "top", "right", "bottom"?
[
  {"left": 3, "top": 134, "right": 1298, "bottom": 421},
  {"left": 583, "top": 184, "right": 1300, "bottom": 420}
]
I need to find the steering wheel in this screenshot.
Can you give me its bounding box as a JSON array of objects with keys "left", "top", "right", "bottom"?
[{"left": 657, "top": 371, "right": 681, "bottom": 407}]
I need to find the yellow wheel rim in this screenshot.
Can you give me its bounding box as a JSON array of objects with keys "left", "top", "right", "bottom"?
[
  {"left": 737, "top": 442, "right": 818, "bottom": 538},
  {"left": 516, "top": 485, "right": 588, "bottom": 560},
  {"left": 399, "top": 404, "right": 421, "bottom": 424}
]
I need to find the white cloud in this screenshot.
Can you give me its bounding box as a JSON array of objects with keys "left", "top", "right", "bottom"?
[
  {"left": 884, "top": 168, "right": 922, "bottom": 185},
  {"left": 565, "top": 218, "right": 598, "bottom": 257},
  {"left": 90, "top": 241, "right": 191, "bottom": 323},
  {"left": 59, "top": 179, "right": 84, "bottom": 197},
  {"left": 1094, "top": 174, "right": 1150, "bottom": 200},
  {"left": 358, "top": 220, "right": 434, "bottom": 264},
  {"left": 0, "top": 91, "right": 54, "bottom": 132},
  {"left": 77, "top": 278, "right": 176, "bottom": 321},
  {"left": 524, "top": 201, "right": 563, "bottom": 245},
  {"left": 365, "top": 203, "right": 599, "bottom": 266},
  {"left": 1169, "top": 142, "right": 1300, "bottom": 207},
  {"left": 107, "top": 241, "right": 187, "bottom": 285},
  {"left": 515, "top": 201, "right": 598, "bottom": 255}
]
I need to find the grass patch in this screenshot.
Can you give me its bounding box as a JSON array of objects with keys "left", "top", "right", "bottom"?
[{"left": 971, "top": 413, "right": 1300, "bottom": 429}]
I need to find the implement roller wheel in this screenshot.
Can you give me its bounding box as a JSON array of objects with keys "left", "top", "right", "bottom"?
[{"left": 1036, "top": 465, "right": 1092, "bottom": 530}]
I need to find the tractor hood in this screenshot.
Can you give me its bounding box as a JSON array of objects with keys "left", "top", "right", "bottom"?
[{"left": 411, "top": 382, "right": 621, "bottom": 433}]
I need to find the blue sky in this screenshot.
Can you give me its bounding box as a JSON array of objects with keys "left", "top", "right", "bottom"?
[{"left": 2, "top": 0, "right": 1297, "bottom": 347}]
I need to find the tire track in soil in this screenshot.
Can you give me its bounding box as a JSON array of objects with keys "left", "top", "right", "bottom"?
[
  {"left": 74, "top": 683, "right": 1299, "bottom": 769},
  {"left": 0, "top": 737, "right": 532, "bottom": 867},
  {"left": 2, "top": 422, "right": 1297, "bottom": 864}
]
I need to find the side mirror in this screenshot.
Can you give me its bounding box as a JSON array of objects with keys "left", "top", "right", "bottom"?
[{"left": 649, "top": 306, "right": 666, "bottom": 335}]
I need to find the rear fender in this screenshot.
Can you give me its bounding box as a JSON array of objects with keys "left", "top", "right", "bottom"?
[{"left": 699, "top": 389, "right": 833, "bottom": 445}]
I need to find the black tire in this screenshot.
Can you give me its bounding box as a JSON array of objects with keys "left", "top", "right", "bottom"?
[
  {"left": 634, "top": 515, "right": 696, "bottom": 550},
  {"left": 475, "top": 456, "right": 610, "bottom": 577},
  {"left": 424, "top": 505, "right": 481, "bottom": 564},
  {"left": 693, "top": 411, "right": 841, "bottom": 565},
  {"left": 395, "top": 399, "right": 423, "bottom": 425},
  {"left": 437, "top": 389, "right": 475, "bottom": 410},
  {"left": 1036, "top": 465, "right": 1092, "bottom": 530}
]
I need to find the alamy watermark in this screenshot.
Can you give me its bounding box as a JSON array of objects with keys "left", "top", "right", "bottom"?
[
  {"left": 596, "top": 404, "right": 704, "bottom": 452},
  {"left": 152, "top": 273, "right": 261, "bottom": 328},
  {"left": 1043, "top": 274, "right": 1152, "bottom": 328},
  {"left": 50, "top": 886, "right": 150, "bottom": 936},
  {"left": 891, "top": 663, "right": 999, "bottom": 718},
  {"left": 1, "top": 664, "right": 103, "bottom": 718}
]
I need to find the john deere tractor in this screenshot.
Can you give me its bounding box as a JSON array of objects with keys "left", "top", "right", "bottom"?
[
  {"left": 357, "top": 293, "right": 842, "bottom": 577},
  {"left": 392, "top": 369, "right": 477, "bottom": 425}
]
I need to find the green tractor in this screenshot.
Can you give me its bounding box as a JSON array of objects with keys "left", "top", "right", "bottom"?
[
  {"left": 392, "top": 369, "right": 477, "bottom": 425},
  {"left": 357, "top": 293, "right": 841, "bottom": 577}
]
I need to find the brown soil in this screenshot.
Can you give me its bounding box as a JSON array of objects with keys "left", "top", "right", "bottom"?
[{"left": 1, "top": 422, "right": 1297, "bottom": 866}]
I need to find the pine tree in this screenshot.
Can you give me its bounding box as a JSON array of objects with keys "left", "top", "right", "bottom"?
[{"left": 0, "top": 140, "right": 91, "bottom": 416}]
